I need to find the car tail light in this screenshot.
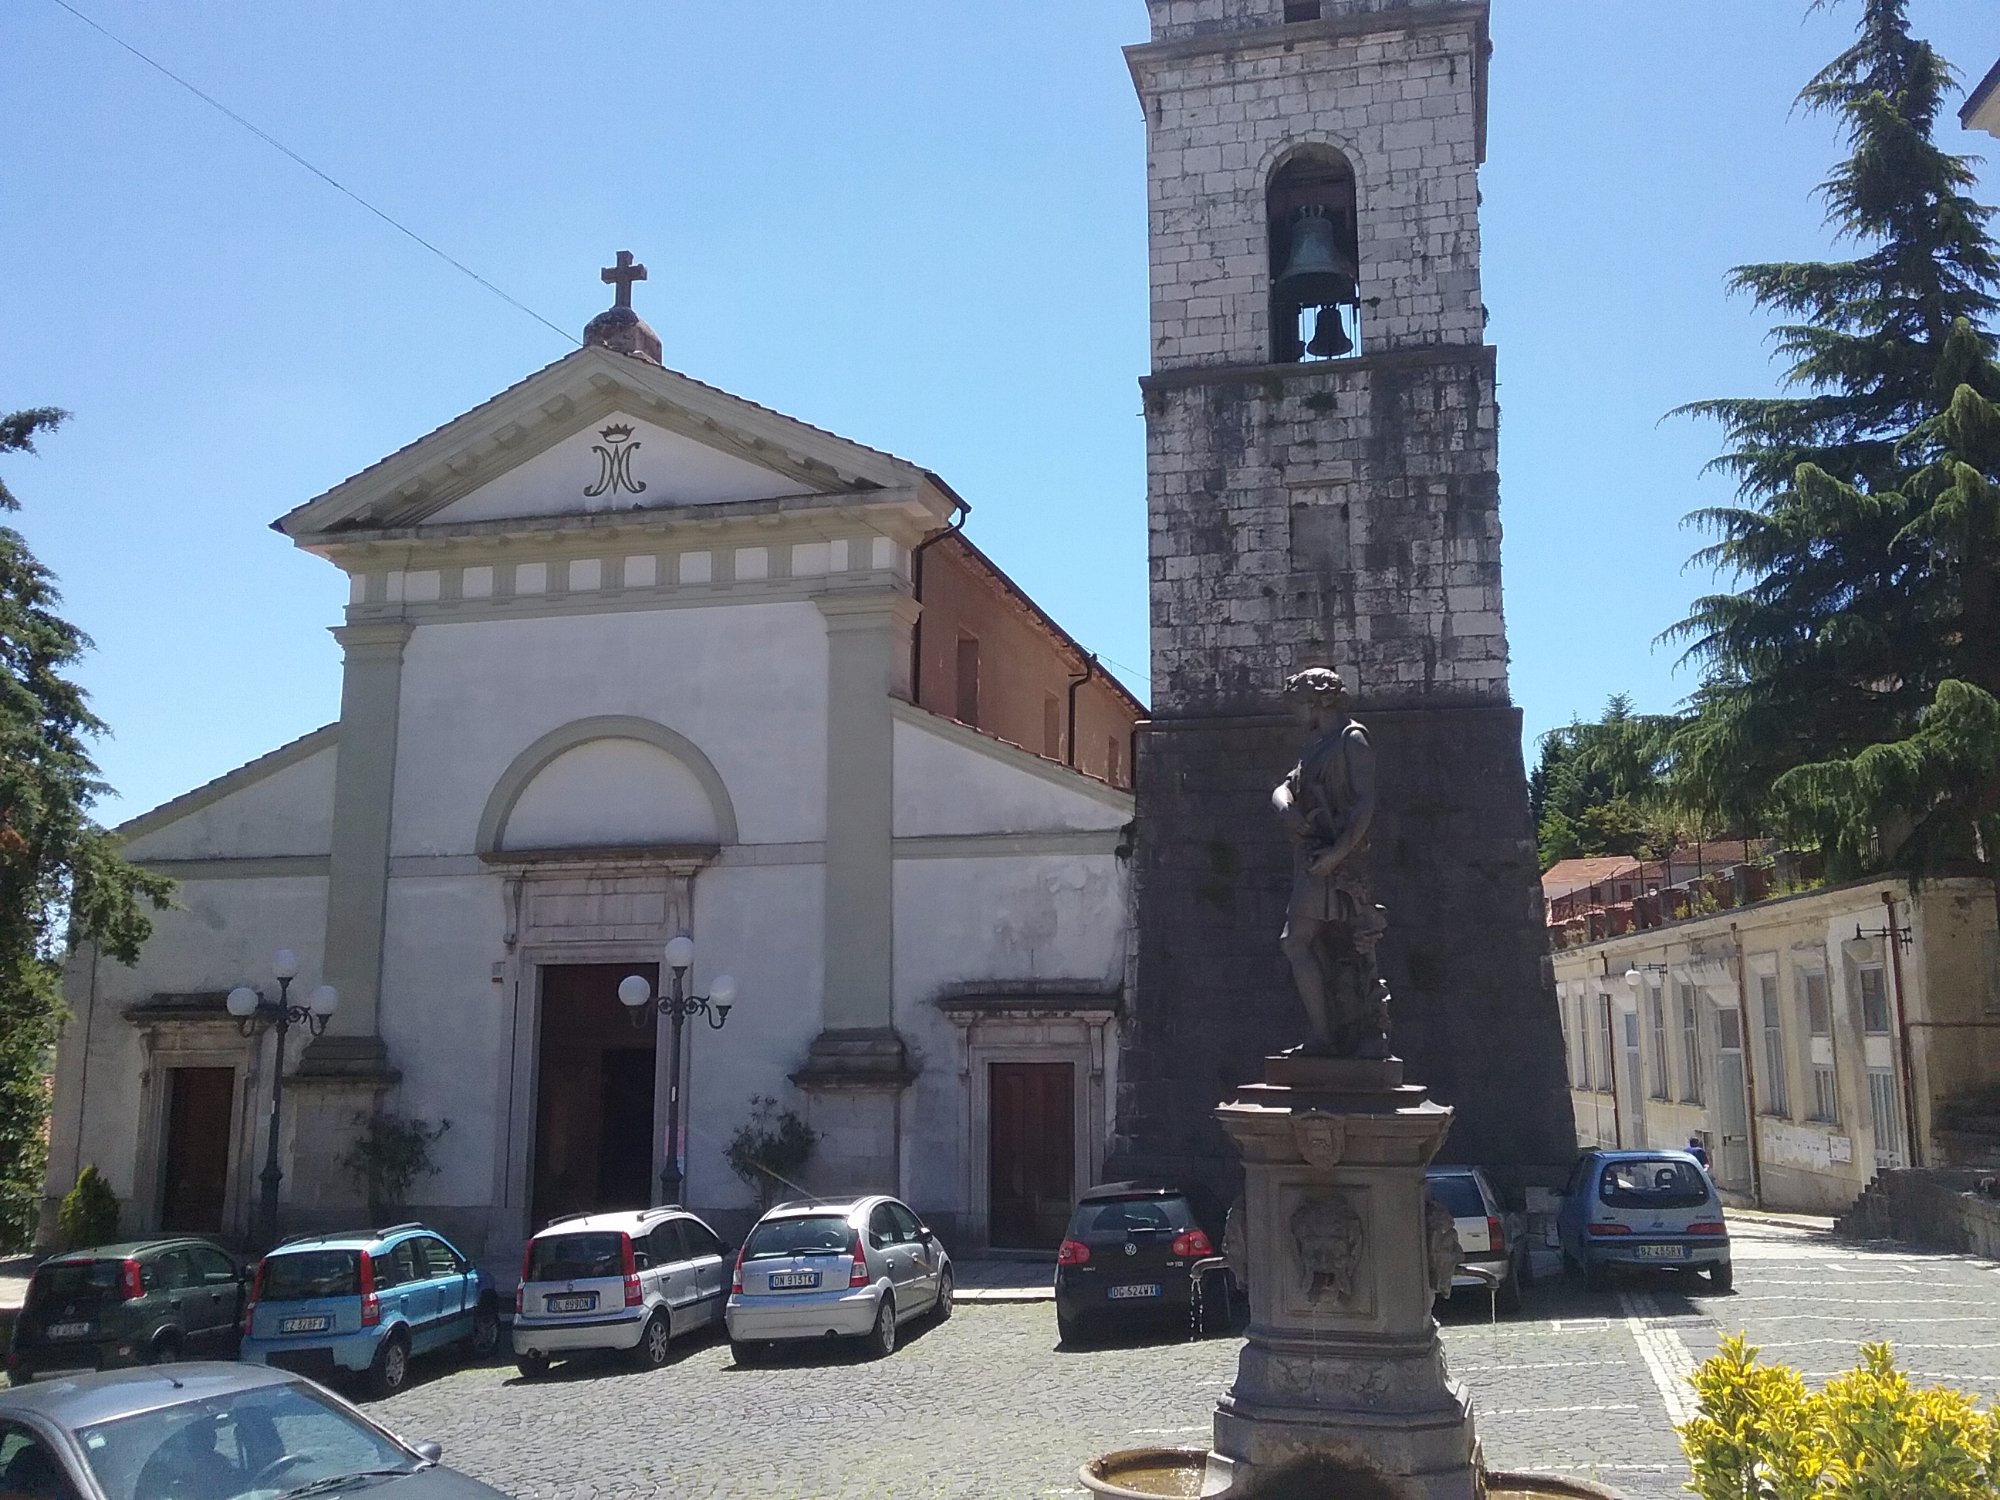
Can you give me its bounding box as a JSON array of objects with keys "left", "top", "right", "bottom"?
[
  {"left": 731, "top": 1242, "right": 746, "bottom": 1296},
  {"left": 1486, "top": 1216, "right": 1506, "bottom": 1253},
  {"left": 242, "top": 1260, "right": 266, "bottom": 1335},
  {"left": 1170, "top": 1229, "right": 1212, "bottom": 1259},
  {"left": 1588, "top": 1223, "right": 1633, "bottom": 1237},
  {"left": 119, "top": 1258, "right": 144, "bottom": 1300},
  {"left": 1687, "top": 1221, "right": 1727, "bottom": 1236},
  {"left": 848, "top": 1232, "right": 871, "bottom": 1288},
  {"left": 1057, "top": 1239, "right": 1091, "bottom": 1267},
  {"left": 620, "top": 1234, "right": 643, "bottom": 1307},
  {"left": 359, "top": 1251, "right": 381, "bottom": 1327}
]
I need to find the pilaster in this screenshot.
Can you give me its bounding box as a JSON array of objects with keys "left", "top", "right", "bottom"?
[{"left": 311, "top": 619, "right": 412, "bottom": 1069}]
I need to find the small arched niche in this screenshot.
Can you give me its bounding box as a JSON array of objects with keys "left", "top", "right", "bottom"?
[
  {"left": 1268, "top": 149, "right": 1362, "bottom": 365},
  {"left": 478, "top": 717, "right": 739, "bottom": 857}
]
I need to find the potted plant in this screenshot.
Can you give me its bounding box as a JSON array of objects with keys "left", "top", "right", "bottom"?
[
  {"left": 340, "top": 1112, "right": 449, "bottom": 1221},
  {"left": 725, "top": 1096, "right": 818, "bottom": 1213}
]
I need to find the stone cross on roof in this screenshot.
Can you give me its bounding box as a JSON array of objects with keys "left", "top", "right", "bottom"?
[{"left": 600, "top": 250, "right": 647, "bottom": 309}]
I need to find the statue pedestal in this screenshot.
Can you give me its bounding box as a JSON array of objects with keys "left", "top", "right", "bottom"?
[{"left": 1207, "top": 1056, "right": 1479, "bottom": 1500}]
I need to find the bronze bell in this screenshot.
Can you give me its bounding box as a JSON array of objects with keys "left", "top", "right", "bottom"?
[
  {"left": 1307, "top": 305, "right": 1352, "bottom": 359},
  {"left": 1275, "top": 206, "right": 1359, "bottom": 309}
]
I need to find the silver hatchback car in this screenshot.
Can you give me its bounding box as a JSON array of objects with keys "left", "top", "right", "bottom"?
[{"left": 725, "top": 1196, "right": 953, "bottom": 1362}]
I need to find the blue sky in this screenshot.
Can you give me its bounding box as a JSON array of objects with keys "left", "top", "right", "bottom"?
[{"left": 3, "top": 1, "right": 1996, "bottom": 823}]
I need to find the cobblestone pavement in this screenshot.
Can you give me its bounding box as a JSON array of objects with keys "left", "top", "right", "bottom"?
[{"left": 370, "top": 1218, "right": 2000, "bottom": 1499}]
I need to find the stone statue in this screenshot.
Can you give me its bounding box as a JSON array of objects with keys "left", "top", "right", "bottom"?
[
  {"left": 1272, "top": 667, "right": 1390, "bottom": 1057},
  {"left": 1291, "top": 1192, "right": 1365, "bottom": 1305},
  {"left": 1424, "top": 1195, "right": 1462, "bottom": 1299}
]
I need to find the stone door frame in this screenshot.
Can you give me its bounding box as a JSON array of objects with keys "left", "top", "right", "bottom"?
[
  {"left": 127, "top": 1009, "right": 261, "bottom": 1240},
  {"left": 934, "top": 987, "right": 1120, "bottom": 1252},
  {"left": 489, "top": 853, "right": 712, "bottom": 1246}
]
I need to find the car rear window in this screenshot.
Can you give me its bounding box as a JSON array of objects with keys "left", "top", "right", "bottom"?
[
  {"left": 1069, "top": 1195, "right": 1196, "bottom": 1237},
  {"left": 1427, "top": 1175, "right": 1487, "bottom": 1219},
  {"left": 1598, "top": 1158, "right": 1711, "bottom": 1210},
  {"left": 33, "top": 1259, "right": 122, "bottom": 1298},
  {"left": 744, "top": 1215, "right": 853, "bottom": 1259},
  {"left": 259, "top": 1250, "right": 359, "bottom": 1301},
  {"left": 527, "top": 1233, "right": 627, "bottom": 1282}
]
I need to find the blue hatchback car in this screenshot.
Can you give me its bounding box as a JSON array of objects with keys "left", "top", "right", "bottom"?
[
  {"left": 1555, "top": 1149, "right": 1733, "bottom": 1293},
  {"left": 240, "top": 1224, "right": 500, "bottom": 1397}
]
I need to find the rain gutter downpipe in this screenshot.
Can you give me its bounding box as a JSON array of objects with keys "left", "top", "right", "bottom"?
[
  {"left": 907, "top": 499, "right": 971, "bottom": 707},
  {"left": 1882, "top": 890, "right": 1923, "bottom": 1168},
  {"left": 1066, "top": 654, "right": 1097, "bottom": 768},
  {"left": 1729, "top": 922, "right": 1765, "bottom": 1209}
]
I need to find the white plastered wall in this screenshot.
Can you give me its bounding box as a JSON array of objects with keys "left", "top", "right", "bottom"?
[{"left": 121, "top": 745, "right": 337, "bottom": 861}]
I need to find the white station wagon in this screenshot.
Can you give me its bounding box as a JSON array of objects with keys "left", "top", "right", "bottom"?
[{"left": 512, "top": 1207, "right": 730, "bottom": 1376}]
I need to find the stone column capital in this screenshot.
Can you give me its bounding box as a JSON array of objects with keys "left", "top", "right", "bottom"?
[
  {"left": 330, "top": 621, "right": 415, "bottom": 660},
  {"left": 814, "top": 588, "right": 922, "bottom": 633}
]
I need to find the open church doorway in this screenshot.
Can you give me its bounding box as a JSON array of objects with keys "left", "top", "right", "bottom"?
[{"left": 532, "top": 963, "right": 658, "bottom": 1229}]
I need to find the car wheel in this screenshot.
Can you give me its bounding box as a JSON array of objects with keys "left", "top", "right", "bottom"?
[
  {"left": 1584, "top": 1257, "right": 1610, "bottom": 1293},
  {"left": 1708, "top": 1260, "right": 1734, "bottom": 1293},
  {"left": 1496, "top": 1267, "right": 1523, "bottom": 1315},
  {"left": 469, "top": 1298, "right": 501, "bottom": 1360},
  {"left": 934, "top": 1269, "right": 954, "bottom": 1322},
  {"left": 634, "top": 1309, "right": 673, "bottom": 1369},
  {"left": 867, "top": 1296, "right": 897, "bottom": 1360},
  {"left": 366, "top": 1331, "right": 412, "bottom": 1399},
  {"left": 515, "top": 1352, "right": 550, "bottom": 1380},
  {"left": 146, "top": 1331, "right": 181, "bottom": 1365},
  {"left": 730, "top": 1339, "right": 765, "bottom": 1368}
]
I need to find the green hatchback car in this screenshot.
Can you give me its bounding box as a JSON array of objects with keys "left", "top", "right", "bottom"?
[{"left": 5, "top": 1239, "right": 247, "bottom": 1382}]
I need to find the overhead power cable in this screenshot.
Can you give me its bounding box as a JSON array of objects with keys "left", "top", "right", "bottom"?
[{"left": 46, "top": 0, "right": 579, "bottom": 348}]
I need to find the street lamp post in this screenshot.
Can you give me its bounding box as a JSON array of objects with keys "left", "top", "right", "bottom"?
[
  {"left": 227, "top": 950, "right": 338, "bottom": 1247},
  {"left": 619, "top": 935, "right": 737, "bottom": 1207}
]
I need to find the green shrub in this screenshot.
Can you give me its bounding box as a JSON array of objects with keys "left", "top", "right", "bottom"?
[
  {"left": 57, "top": 1165, "right": 119, "bottom": 1249},
  {"left": 1683, "top": 1333, "right": 2000, "bottom": 1498},
  {"left": 725, "top": 1096, "right": 817, "bottom": 1211},
  {"left": 339, "top": 1112, "right": 448, "bottom": 1218}
]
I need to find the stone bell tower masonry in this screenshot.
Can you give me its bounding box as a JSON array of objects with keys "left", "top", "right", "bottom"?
[{"left": 1113, "top": 0, "right": 1575, "bottom": 1198}]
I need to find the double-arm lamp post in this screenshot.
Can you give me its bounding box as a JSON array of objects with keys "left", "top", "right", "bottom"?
[
  {"left": 618, "top": 935, "right": 736, "bottom": 1207},
  {"left": 227, "top": 950, "right": 337, "bottom": 1247}
]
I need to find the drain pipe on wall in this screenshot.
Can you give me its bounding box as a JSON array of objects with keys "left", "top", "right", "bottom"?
[
  {"left": 1066, "top": 654, "right": 1096, "bottom": 768},
  {"left": 1882, "top": 889, "right": 1923, "bottom": 1168},
  {"left": 1729, "top": 922, "right": 1765, "bottom": 1209},
  {"left": 907, "top": 499, "right": 972, "bottom": 706}
]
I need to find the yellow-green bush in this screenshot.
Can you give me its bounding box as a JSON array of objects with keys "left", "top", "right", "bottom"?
[{"left": 1682, "top": 1334, "right": 2000, "bottom": 1498}]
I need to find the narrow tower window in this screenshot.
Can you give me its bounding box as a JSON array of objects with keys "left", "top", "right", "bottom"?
[
  {"left": 1284, "top": 2, "right": 1322, "bottom": 21},
  {"left": 1268, "top": 152, "right": 1361, "bottom": 364}
]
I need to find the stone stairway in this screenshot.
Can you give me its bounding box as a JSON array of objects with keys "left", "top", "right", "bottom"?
[{"left": 1835, "top": 1167, "right": 2000, "bottom": 1257}]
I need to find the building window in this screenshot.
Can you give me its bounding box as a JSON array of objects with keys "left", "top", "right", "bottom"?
[
  {"left": 1759, "top": 971, "right": 1789, "bottom": 1118},
  {"left": 1043, "top": 694, "right": 1062, "bottom": 759},
  {"left": 1284, "top": 1, "right": 1322, "bottom": 20},
  {"left": 1574, "top": 991, "right": 1592, "bottom": 1091},
  {"left": 1106, "top": 736, "right": 1123, "bottom": 786},
  {"left": 1678, "top": 983, "right": 1703, "bottom": 1104},
  {"left": 955, "top": 633, "right": 981, "bottom": 727},
  {"left": 1858, "top": 964, "right": 1891, "bottom": 1035},
  {"left": 1558, "top": 989, "right": 1574, "bottom": 1085},
  {"left": 1986, "top": 931, "right": 2000, "bottom": 1017},
  {"left": 1801, "top": 966, "right": 1838, "bottom": 1124},
  {"left": 1647, "top": 983, "right": 1670, "bottom": 1100}
]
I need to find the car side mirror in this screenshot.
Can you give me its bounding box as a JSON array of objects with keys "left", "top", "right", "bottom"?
[
  {"left": 412, "top": 1441, "right": 444, "bottom": 1465},
  {"left": 918, "top": 1226, "right": 935, "bottom": 1243}
]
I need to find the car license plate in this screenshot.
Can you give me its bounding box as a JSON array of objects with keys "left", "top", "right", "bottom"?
[
  {"left": 44, "top": 1322, "right": 90, "bottom": 1339},
  {"left": 280, "top": 1316, "right": 331, "bottom": 1334},
  {"left": 768, "top": 1271, "right": 820, "bottom": 1290},
  {"left": 1107, "top": 1284, "right": 1162, "bottom": 1300},
  {"left": 1636, "top": 1244, "right": 1685, "bottom": 1260},
  {"left": 546, "top": 1294, "right": 596, "bottom": 1313}
]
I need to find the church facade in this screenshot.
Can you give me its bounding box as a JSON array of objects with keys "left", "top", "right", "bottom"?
[{"left": 42, "top": 285, "right": 1140, "bottom": 1257}]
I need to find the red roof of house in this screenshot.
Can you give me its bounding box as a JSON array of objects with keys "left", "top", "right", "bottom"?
[{"left": 1541, "top": 857, "right": 1642, "bottom": 903}]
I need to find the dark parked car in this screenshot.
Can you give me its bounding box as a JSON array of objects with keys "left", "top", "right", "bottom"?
[
  {"left": 1054, "top": 1183, "right": 1227, "bottom": 1347},
  {"left": 0, "top": 1360, "right": 510, "bottom": 1498},
  {"left": 5, "top": 1240, "right": 246, "bottom": 1383}
]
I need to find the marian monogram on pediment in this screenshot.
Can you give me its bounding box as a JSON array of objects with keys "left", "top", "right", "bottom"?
[{"left": 585, "top": 424, "right": 647, "bottom": 499}]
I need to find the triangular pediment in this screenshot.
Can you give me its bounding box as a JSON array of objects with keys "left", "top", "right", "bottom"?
[{"left": 276, "top": 345, "right": 933, "bottom": 540}]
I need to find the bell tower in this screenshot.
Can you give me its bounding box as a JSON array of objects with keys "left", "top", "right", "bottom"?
[{"left": 1114, "top": 0, "right": 1574, "bottom": 1195}]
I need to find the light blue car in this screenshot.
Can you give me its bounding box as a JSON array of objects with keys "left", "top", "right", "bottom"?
[
  {"left": 1555, "top": 1149, "right": 1733, "bottom": 1293},
  {"left": 240, "top": 1224, "right": 499, "bottom": 1397}
]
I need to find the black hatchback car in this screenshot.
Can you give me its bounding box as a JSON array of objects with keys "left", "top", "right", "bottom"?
[
  {"left": 6, "top": 1240, "right": 247, "bottom": 1382},
  {"left": 1054, "top": 1183, "right": 1226, "bottom": 1346}
]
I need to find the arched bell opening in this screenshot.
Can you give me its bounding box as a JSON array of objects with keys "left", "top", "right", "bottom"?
[{"left": 1267, "top": 150, "right": 1361, "bottom": 365}]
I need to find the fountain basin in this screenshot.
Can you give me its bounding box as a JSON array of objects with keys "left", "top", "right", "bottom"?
[{"left": 1079, "top": 1451, "right": 1629, "bottom": 1499}]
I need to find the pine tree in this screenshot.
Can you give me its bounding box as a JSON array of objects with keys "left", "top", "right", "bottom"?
[
  {"left": 1531, "top": 695, "right": 1684, "bottom": 870},
  {"left": 1670, "top": 0, "right": 2000, "bottom": 884},
  {"left": 0, "top": 407, "right": 174, "bottom": 1248}
]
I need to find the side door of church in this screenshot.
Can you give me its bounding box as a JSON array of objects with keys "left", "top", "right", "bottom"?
[{"left": 988, "top": 1062, "right": 1074, "bottom": 1250}]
